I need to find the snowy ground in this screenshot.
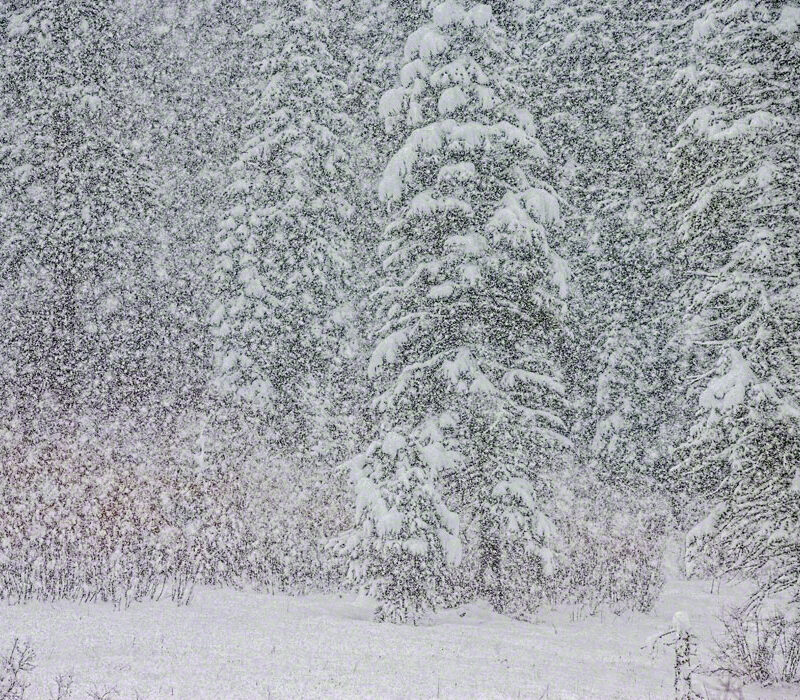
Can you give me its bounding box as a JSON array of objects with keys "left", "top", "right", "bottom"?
[{"left": 2, "top": 566, "right": 794, "bottom": 699}]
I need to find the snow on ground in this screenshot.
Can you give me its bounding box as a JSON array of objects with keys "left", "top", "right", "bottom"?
[{"left": 2, "top": 568, "right": 795, "bottom": 699}]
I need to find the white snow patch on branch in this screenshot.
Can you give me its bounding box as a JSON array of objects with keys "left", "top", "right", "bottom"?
[
  {"left": 377, "top": 507, "right": 403, "bottom": 535},
  {"left": 551, "top": 253, "right": 570, "bottom": 298},
  {"left": 408, "top": 191, "right": 472, "bottom": 218},
  {"left": 369, "top": 326, "right": 416, "bottom": 376},
  {"left": 379, "top": 88, "right": 405, "bottom": 118},
  {"left": 438, "top": 528, "right": 462, "bottom": 565},
  {"left": 404, "top": 26, "right": 430, "bottom": 62},
  {"left": 774, "top": 5, "right": 800, "bottom": 34},
  {"left": 419, "top": 441, "right": 456, "bottom": 472},
  {"left": 428, "top": 282, "right": 455, "bottom": 299},
  {"left": 381, "top": 432, "right": 407, "bottom": 458},
  {"left": 404, "top": 538, "right": 429, "bottom": 555},
  {"left": 522, "top": 188, "right": 561, "bottom": 224},
  {"left": 442, "top": 347, "right": 475, "bottom": 384},
  {"left": 378, "top": 145, "right": 418, "bottom": 202},
  {"left": 692, "top": 13, "right": 718, "bottom": 43},
  {"left": 400, "top": 59, "right": 430, "bottom": 87},
  {"left": 7, "top": 11, "right": 32, "bottom": 38},
  {"left": 710, "top": 111, "right": 779, "bottom": 141},
  {"left": 469, "top": 372, "right": 495, "bottom": 394},
  {"left": 433, "top": 1, "right": 466, "bottom": 28},
  {"left": 438, "top": 86, "right": 468, "bottom": 115},
  {"left": 699, "top": 349, "right": 755, "bottom": 411},
  {"left": 445, "top": 232, "right": 488, "bottom": 256},
  {"left": 419, "top": 29, "right": 449, "bottom": 62},
  {"left": 475, "top": 85, "right": 497, "bottom": 110},
  {"left": 438, "top": 161, "right": 475, "bottom": 182},
  {"left": 493, "top": 478, "right": 536, "bottom": 511},
  {"left": 501, "top": 370, "right": 565, "bottom": 395},
  {"left": 464, "top": 4, "right": 493, "bottom": 27}
]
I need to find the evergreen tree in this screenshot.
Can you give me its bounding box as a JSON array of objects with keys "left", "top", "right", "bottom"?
[
  {"left": 670, "top": 1, "right": 800, "bottom": 597},
  {"left": 0, "top": 0, "right": 158, "bottom": 431},
  {"left": 522, "top": 0, "right": 676, "bottom": 490},
  {"left": 206, "top": 0, "right": 375, "bottom": 588},
  {"left": 210, "top": 0, "right": 364, "bottom": 444},
  {"left": 345, "top": 0, "right": 572, "bottom": 621},
  {"left": 119, "top": 0, "right": 259, "bottom": 420}
]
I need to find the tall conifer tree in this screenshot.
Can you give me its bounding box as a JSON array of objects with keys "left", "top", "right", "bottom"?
[{"left": 344, "top": 1, "right": 572, "bottom": 620}]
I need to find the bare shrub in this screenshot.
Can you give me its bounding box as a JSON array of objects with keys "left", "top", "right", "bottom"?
[
  {"left": 0, "top": 436, "right": 253, "bottom": 607},
  {"left": 50, "top": 674, "right": 73, "bottom": 700},
  {"left": 0, "top": 638, "right": 35, "bottom": 700},
  {"left": 546, "top": 478, "right": 669, "bottom": 614},
  {"left": 0, "top": 412, "right": 351, "bottom": 607},
  {"left": 714, "top": 605, "right": 800, "bottom": 685}
]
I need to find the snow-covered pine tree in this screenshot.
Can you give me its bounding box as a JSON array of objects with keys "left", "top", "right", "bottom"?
[
  {"left": 669, "top": 2, "right": 800, "bottom": 597},
  {"left": 0, "top": 1, "right": 157, "bottom": 429},
  {"left": 522, "top": 0, "right": 676, "bottom": 491},
  {"left": 345, "top": 1, "right": 572, "bottom": 621},
  {"left": 118, "top": 0, "right": 261, "bottom": 421},
  {"left": 207, "top": 0, "right": 374, "bottom": 590},
  {"left": 210, "top": 0, "right": 363, "bottom": 444},
  {"left": 0, "top": 1, "right": 242, "bottom": 603}
]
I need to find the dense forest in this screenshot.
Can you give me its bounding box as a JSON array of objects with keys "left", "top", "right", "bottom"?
[{"left": 1, "top": 0, "right": 798, "bottom": 640}]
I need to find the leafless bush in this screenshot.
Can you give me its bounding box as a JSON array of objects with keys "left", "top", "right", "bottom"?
[
  {"left": 684, "top": 532, "right": 737, "bottom": 593},
  {"left": 50, "top": 674, "right": 73, "bottom": 700},
  {"left": 546, "top": 481, "right": 669, "bottom": 614},
  {"left": 0, "top": 426, "right": 350, "bottom": 607},
  {"left": 0, "top": 441, "right": 254, "bottom": 607},
  {"left": 714, "top": 605, "right": 800, "bottom": 685},
  {"left": 0, "top": 638, "right": 35, "bottom": 700},
  {"left": 552, "top": 520, "right": 666, "bottom": 614}
]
